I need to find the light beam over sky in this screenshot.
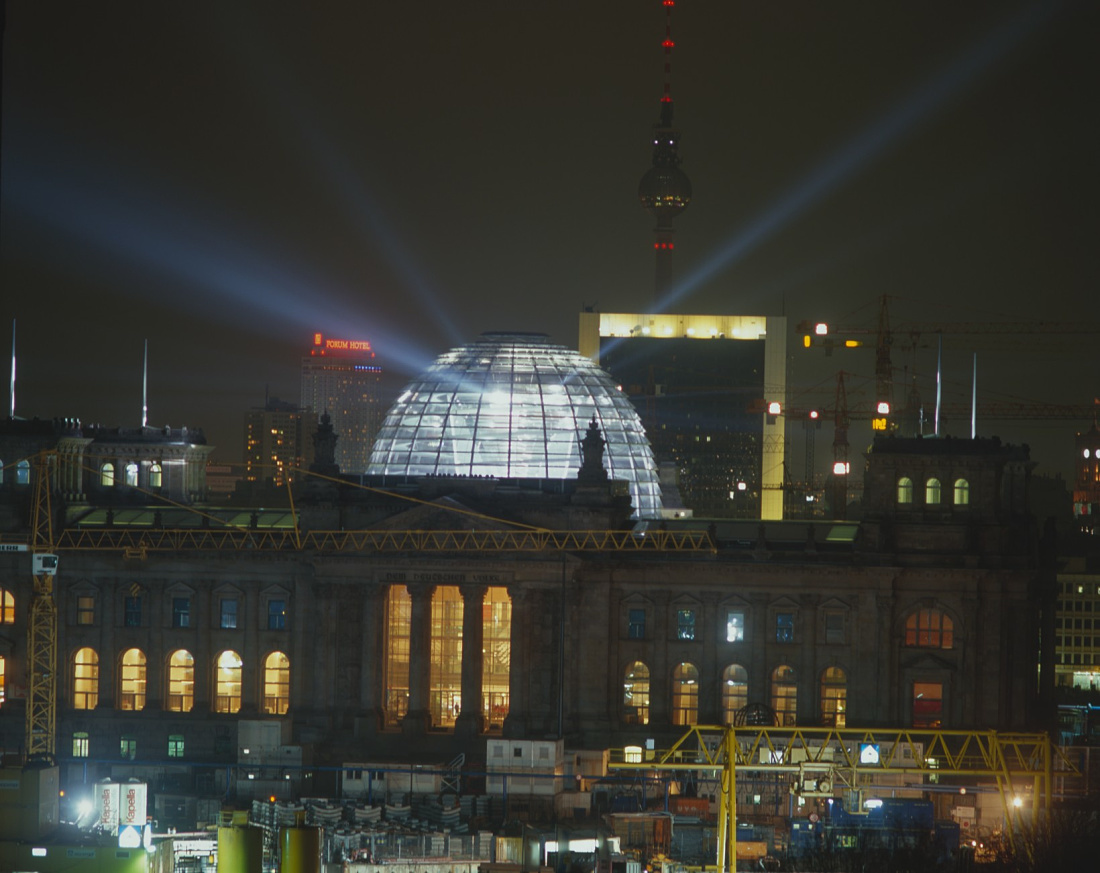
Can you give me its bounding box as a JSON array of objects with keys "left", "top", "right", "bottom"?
[{"left": 659, "top": 1, "right": 1059, "bottom": 313}]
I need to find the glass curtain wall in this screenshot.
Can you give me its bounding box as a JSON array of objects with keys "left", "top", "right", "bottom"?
[
  {"left": 384, "top": 586, "right": 411, "bottom": 726},
  {"left": 430, "top": 586, "right": 463, "bottom": 727},
  {"left": 482, "top": 586, "right": 511, "bottom": 729}
]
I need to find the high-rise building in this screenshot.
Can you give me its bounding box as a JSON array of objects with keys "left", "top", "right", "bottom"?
[
  {"left": 300, "top": 333, "right": 384, "bottom": 475},
  {"left": 579, "top": 311, "right": 787, "bottom": 520},
  {"left": 243, "top": 396, "right": 309, "bottom": 487}
]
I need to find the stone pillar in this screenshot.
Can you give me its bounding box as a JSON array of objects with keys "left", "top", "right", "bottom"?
[
  {"left": 455, "top": 585, "right": 487, "bottom": 738},
  {"left": 356, "top": 587, "right": 386, "bottom": 737},
  {"left": 402, "top": 583, "right": 434, "bottom": 736},
  {"left": 503, "top": 586, "right": 528, "bottom": 738}
]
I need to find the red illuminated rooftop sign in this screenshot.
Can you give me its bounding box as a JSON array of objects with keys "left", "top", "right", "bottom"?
[{"left": 311, "top": 333, "right": 374, "bottom": 357}]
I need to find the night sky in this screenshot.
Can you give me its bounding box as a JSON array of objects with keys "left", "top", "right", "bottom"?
[{"left": 1, "top": 1, "right": 1096, "bottom": 482}]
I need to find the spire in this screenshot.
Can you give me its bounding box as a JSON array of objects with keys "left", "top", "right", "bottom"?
[{"left": 639, "top": 0, "right": 692, "bottom": 308}]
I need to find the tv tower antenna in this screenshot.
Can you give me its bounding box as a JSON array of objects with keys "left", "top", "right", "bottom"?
[{"left": 639, "top": 0, "right": 692, "bottom": 309}]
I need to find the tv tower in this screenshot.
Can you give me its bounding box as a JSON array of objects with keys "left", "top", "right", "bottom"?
[{"left": 639, "top": 0, "right": 692, "bottom": 308}]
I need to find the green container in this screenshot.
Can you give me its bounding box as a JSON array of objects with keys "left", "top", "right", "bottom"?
[{"left": 279, "top": 826, "right": 322, "bottom": 873}]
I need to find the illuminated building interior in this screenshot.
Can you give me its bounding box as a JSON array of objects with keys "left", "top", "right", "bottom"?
[{"left": 368, "top": 333, "right": 663, "bottom": 518}]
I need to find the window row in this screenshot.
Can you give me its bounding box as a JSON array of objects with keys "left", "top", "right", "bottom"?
[
  {"left": 71, "top": 593, "right": 286, "bottom": 631},
  {"left": 71, "top": 730, "right": 186, "bottom": 761},
  {"left": 623, "top": 661, "right": 944, "bottom": 729},
  {"left": 71, "top": 647, "right": 290, "bottom": 715},
  {"left": 0, "top": 458, "right": 31, "bottom": 485},
  {"left": 98, "top": 461, "right": 163, "bottom": 488},
  {"left": 624, "top": 661, "right": 846, "bottom": 728},
  {"left": 626, "top": 604, "right": 954, "bottom": 650},
  {"left": 897, "top": 476, "right": 969, "bottom": 506}
]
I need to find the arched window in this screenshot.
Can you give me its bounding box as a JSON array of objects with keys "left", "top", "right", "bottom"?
[
  {"left": 429, "top": 586, "right": 463, "bottom": 727},
  {"left": 1, "top": 589, "right": 13, "bottom": 624},
  {"left": 119, "top": 648, "right": 147, "bottom": 711},
  {"left": 624, "top": 661, "right": 650, "bottom": 725},
  {"left": 905, "top": 608, "right": 954, "bottom": 649},
  {"left": 100, "top": 462, "right": 115, "bottom": 487},
  {"left": 125, "top": 462, "right": 138, "bottom": 487},
  {"left": 954, "top": 478, "right": 969, "bottom": 506},
  {"left": 925, "top": 477, "right": 942, "bottom": 504},
  {"left": 897, "top": 477, "right": 913, "bottom": 504},
  {"left": 263, "top": 651, "right": 290, "bottom": 715},
  {"left": 672, "top": 662, "right": 699, "bottom": 726},
  {"left": 821, "top": 667, "right": 847, "bottom": 727},
  {"left": 167, "top": 649, "right": 194, "bottom": 712},
  {"left": 771, "top": 665, "right": 797, "bottom": 726},
  {"left": 722, "top": 664, "right": 748, "bottom": 724},
  {"left": 482, "top": 586, "right": 511, "bottom": 729},
  {"left": 149, "top": 463, "right": 163, "bottom": 489},
  {"left": 384, "top": 586, "right": 411, "bottom": 727},
  {"left": 16, "top": 459, "right": 30, "bottom": 485},
  {"left": 215, "top": 650, "right": 242, "bottom": 713},
  {"left": 73, "top": 647, "right": 99, "bottom": 710}
]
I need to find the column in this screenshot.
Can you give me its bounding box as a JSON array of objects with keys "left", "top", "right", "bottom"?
[
  {"left": 356, "top": 587, "right": 386, "bottom": 737},
  {"left": 502, "top": 586, "right": 528, "bottom": 738},
  {"left": 455, "top": 585, "right": 487, "bottom": 738},
  {"left": 401, "top": 583, "right": 434, "bottom": 736}
]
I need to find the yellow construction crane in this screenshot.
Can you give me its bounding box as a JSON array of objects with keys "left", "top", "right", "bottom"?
[
  {"left": 26, "top": 451, "right": 59, "bottom": 760},
  {"left": 609, "top": 724, "right": 1081, "bottom": 872}
]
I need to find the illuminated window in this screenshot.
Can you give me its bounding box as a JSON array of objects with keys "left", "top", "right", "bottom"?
[
  {"left": 624, "top": 661, "right": 650, "bottom": 725},
  {"left": 220, "top": 598, "right": 238, "bottom": 629},
  {"left": 905, "top": 608, "right": 954, "bottom": 649},
  {"left": 954, "top": 478, "right": 969, "bottom": 506},
  {"left": 482, "top": 587, "right": 511, "bottom": 729},
  {"left": 897, "top": 477, "right": 913, "bottom": 504},
  {"left": 125, "top": 462, "right": 138, "bottom": 487},
  {"left": 771, "top": 665, "right": 797, "bottom": 726},
  {"left": 722, "top": 664, "right": 748, "bottom": 724},
  {"left": 172, "top": 597, "right": 191, "bottom": 629},
  {"left": 149, "top": 463, "right": 162, "bottom": 489},
  {"left": 384, "top": 586, "right": 411, "bottom": 726},
  {"left": 821, "top": 667, "right": 847, "bottom": 727},
  {"left": 167, "top": 649, "right": 194, "bottom": 712},
  {"left": 726, "top": 610, "right": 745, "bottom": 642},
  {"left": 119, "top": 648, "right": 147, "bottom": 711},
  {"left": 0, "top": 589, "right": 13, "bottom": 624},
  {"left": 628, "top": 608, "right": 646, "bottom": 639},
  {"left": 124, "top": 596, "right": 142, "bottom": 628},
  {"left": 73, "top": 731, "right": 89, "bottom": 758},
  {"left": 101, "top": 462, "right": 115, "bottom": 487},
  {"left": 168, "top": 734, "right": 185, "bottom": 758},
  {"left": 776, "top": 612, "right": 794, "bottom": 643},
  {"left": 267, "top": 599, "right": 286, "bottom": 630},
  {"left": 120, "top": 735, "right": 137, "bottom": 760},
  {"left": 73, "top": 647, "right": 99, "bottom": 710},
  {"left": 77, "top": 595, "right": 95, "bottom": 625},
  {"left": 925, "top": 478, "right": 942, "bottom": 504},
  {"left": 0, "top": 655, "right": 5, "bottom": 706},
  {"left": 15, "top": 459, "right": 30, "bottom": 485},
  {"left": 215, "top": 650, "right": 242, "bottom": 713},
  {"left": 912, "top": 681, "right": 943, "bottom": 728},
  {"left": 430, "top": 586, "right": 463, "bottom": 728},
  {"left": 263, "top": 651, "right": 290, "bottom": 715},
  {"left": 672, "top": 662, "right": 699, "bottom": 725},
  {"left": 677, "top": 609, "right": 696, "bottom": 640}
]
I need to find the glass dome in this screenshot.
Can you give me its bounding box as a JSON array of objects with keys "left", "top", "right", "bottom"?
[{"left": 367, "top": 333, "right": 663, "bottom": 518}]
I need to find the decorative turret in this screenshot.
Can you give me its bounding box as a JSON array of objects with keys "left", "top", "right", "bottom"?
[{"left": 639, "top": 0, "right": 692, "bottom": 306}]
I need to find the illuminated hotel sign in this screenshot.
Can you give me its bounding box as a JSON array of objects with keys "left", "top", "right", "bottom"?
[{"left": 311, "top": 333, "right": 373, "bottom": 355}]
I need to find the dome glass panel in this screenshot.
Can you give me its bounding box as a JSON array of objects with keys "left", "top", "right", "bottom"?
[{"left": 368, "top": 333, "right": 663, "bottom": 518}]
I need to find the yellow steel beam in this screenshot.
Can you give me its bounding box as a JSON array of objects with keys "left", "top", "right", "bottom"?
[
  {"left": 44, "top": 527, "right": 715, "bottom": 553},
  {"left": 609, "top": 725, "right": 1080, "bottom": 872}
]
